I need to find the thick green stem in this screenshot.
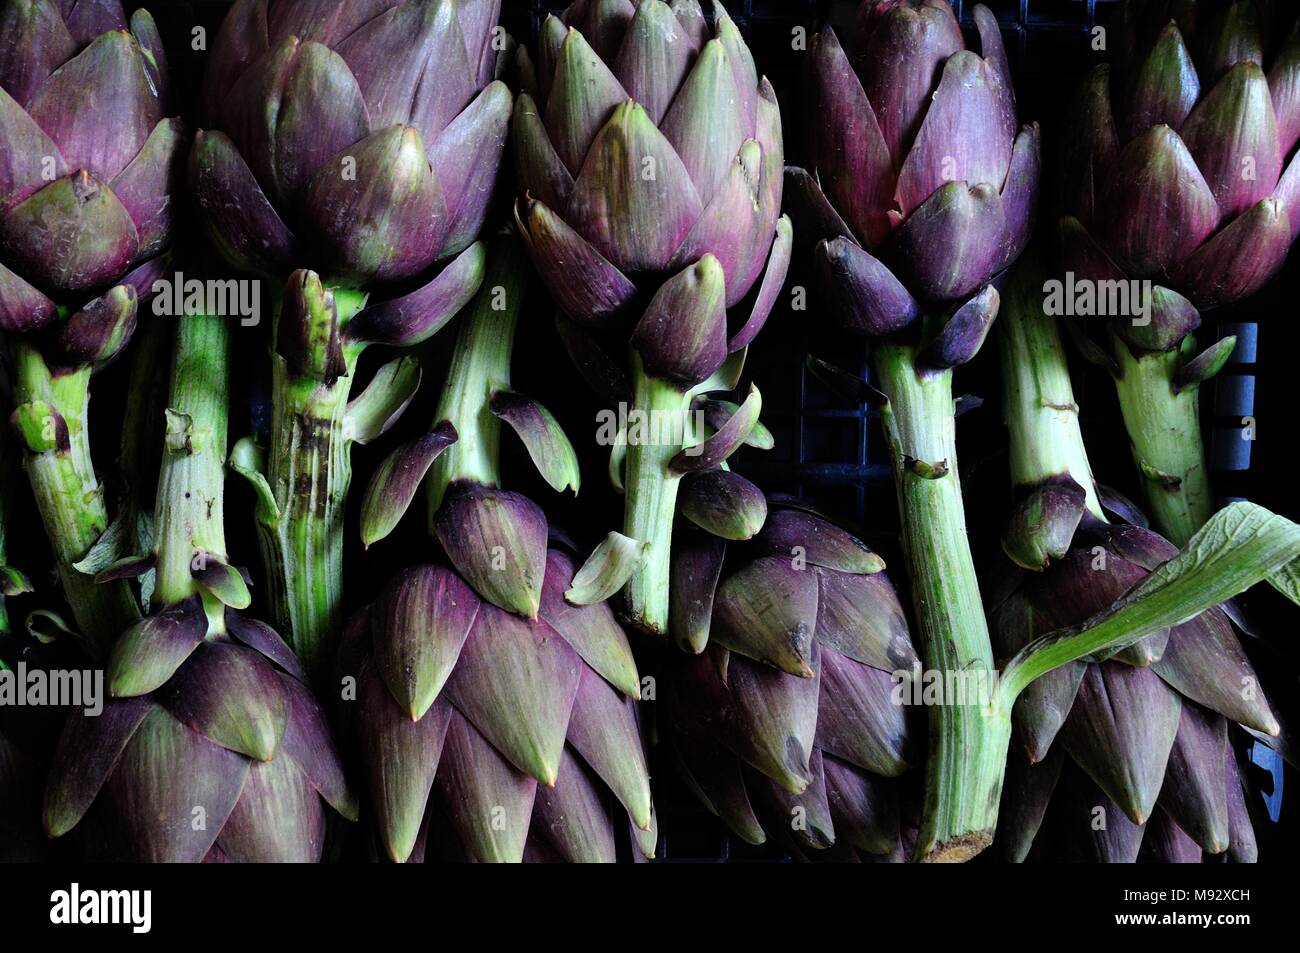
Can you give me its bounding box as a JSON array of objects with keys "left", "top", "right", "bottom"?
[
  {"left": 8, "top": 342, "right": 139, "bottom": 654},
  {"left": 426, "top": 254, "right": 523, "bottom": 515},
  {"left": 998, "top": 296, "right": 1104, "bottom": 520},
  {"left": 1112, "top": 335, "right": 1212, "bottom": 546},
  {"left": 621, "top": 355, "right": 691, "bottom": 636},
  {"left": 154, "top": 311, "right": 230, "bottom": 615},
  {"left": 262, "top": 289, "right": 366, "bottom": 684},
  {"left": 873, "top": 339, "right": 1008, "bottom": 861}
]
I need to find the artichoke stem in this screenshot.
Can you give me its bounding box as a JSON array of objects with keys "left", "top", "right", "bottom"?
[
  {"left": 621, "top": 357, "right": 691, "bottom": 636},
  {"left": 264, "top": 361, "right": 353, "bottom": 685},
  {"left": 254, "top": 285, "right": 369, "bottom": 684},
  {"left": 1112, "top": 335, "right": 1213, "bottom": 546},
  {"left": 154, "top": 311, "right": 230, "bottom": 610},
  {"left": 8, "top": 342, "right": 139, "bottom": 654},
  {"left": 426, "top": 238, "right": 526, "bottom": 515},
  {"left": 873, "top": 339, "right": 1006, "bottom": 861},
  {"left": 998, "top": 285, "right": 1104, "bottom": 519}
]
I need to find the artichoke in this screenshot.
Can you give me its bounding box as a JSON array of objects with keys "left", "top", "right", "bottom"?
[
  {"left": 788, "top": 1, "right": 1039, "bottom": 859},
  {"left": 0, "top": 0, "right": 183, "bottom": 650},
  {"left": 994, "top": 255, "right": 1275, "bottom": 863},
  {"left": 195, "top": 0, "right": 509, "bottom": 286},
  {"left": 1060, "top": 0, "right": 1300, "bottom": 544},
  {"left": 43, "top": 309, "right": 356, "bottom": 862},
  {"left": 340, "top": 544, "right": 655, "bottom": 863},
  {"left": 353, "top": 234, "right": 652, "bottom": 862},
  {"left": 664, "top": 499, "right": 921, "bottom": 860},
  {"left": 512, "top": 0, "right": 792, "bottom": 636},
  {"left": 993, "top": 523, "right": 1274, "bottom": 862},
  {"left": 793, "top": 0, "right": 1039, "bottom": 335},
  {"left": 195, "top": 0, "right": 515, "bottom": 680}
]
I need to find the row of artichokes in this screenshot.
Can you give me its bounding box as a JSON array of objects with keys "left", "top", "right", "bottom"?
[{"left": 0, "top": 0, "right": 1296, "bottom": 865}]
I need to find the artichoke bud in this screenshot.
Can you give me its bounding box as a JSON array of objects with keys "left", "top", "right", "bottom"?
[
  {"left": 1111, "top": 284, "right": 1200, "bottom": 352},
  {"left": 679, "top": 469, "right": 768, "bottom": 541},
  {"left": 919, "top": 283, "right": 1000, "bottom": 370},
  {"left": 433, "top": 483, "right": 548, "bottom": 620},
  {"left": 50, "top": 284, "right": 138, "bottom": 370},
  {"left": 630, "top": 255, "right": 729, "bottom": 386},
  {"left": 278, "top": 269, "right": 346, "bottom": 382},
  {"left": 1001, "top": 481, "right": 1088, "bottom": 571},
  {"left": 9, "top": 400, "right": 69, "bottom": 454}
]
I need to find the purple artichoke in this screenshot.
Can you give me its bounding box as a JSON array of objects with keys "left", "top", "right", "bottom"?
[
  {"left": 511, "top": 1, "right": 791, "bottom": 637},
  {"left": 1061, "top": 0, "right": 1300, "bottom": 350},
  {"left": 193, "top": 0, "right": 510, "bottom": 298},
  {"left": 791, "top": 0, "right": 1040, "bottom": 339},
  {"left": 43, "top": 603, "right": 357, "bottom": 862},
  {"left": 665, "top": 499, "right": 921, "bottom": 860},
  {"left": 513, "top": 0, "right": 791, "bottom": 379},
  {"left": 0, "top": 0, "right": 180, "bottom": 337},
  {"left": 339, "top": 543, "right": 656, "bottom": 863},
  {"left": 199, "top": 1, "right": 519, "bottom": 680},
  {"left": 992, "top": 508, "right": 1275, "bottom": 862}
]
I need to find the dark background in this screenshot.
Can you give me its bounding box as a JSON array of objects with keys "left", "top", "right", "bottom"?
[{"left": 3, "top": 0, "right": 1295, "bottom": 863}]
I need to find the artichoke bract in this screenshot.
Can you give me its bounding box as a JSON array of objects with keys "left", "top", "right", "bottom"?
[
  {"left": 340, "top": 542, "right": 655, "bottom": 863},
  {"left": 196, "top": 0, "right": 515, "bottom": 681},
  {"left": 0, "top": 0, "right": 183, "bottom": 651},
  {"left": 791, "top": 1, "right": 1039, "bottom": 860},
  {"left": 44, "top": 309, "right": 356, "bottom": 862},
  {"left": 512, "top": 0, "right": 792, "bottom": 636},
  {"left": 665, "top": 499, "right": 921, "bottom": 861},
  {"left": 994, "top": 257, "right": 1276, "bottom": 863},
  {"left": 1060, "top": 0, "right": 1300, "bottom": 544}
]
